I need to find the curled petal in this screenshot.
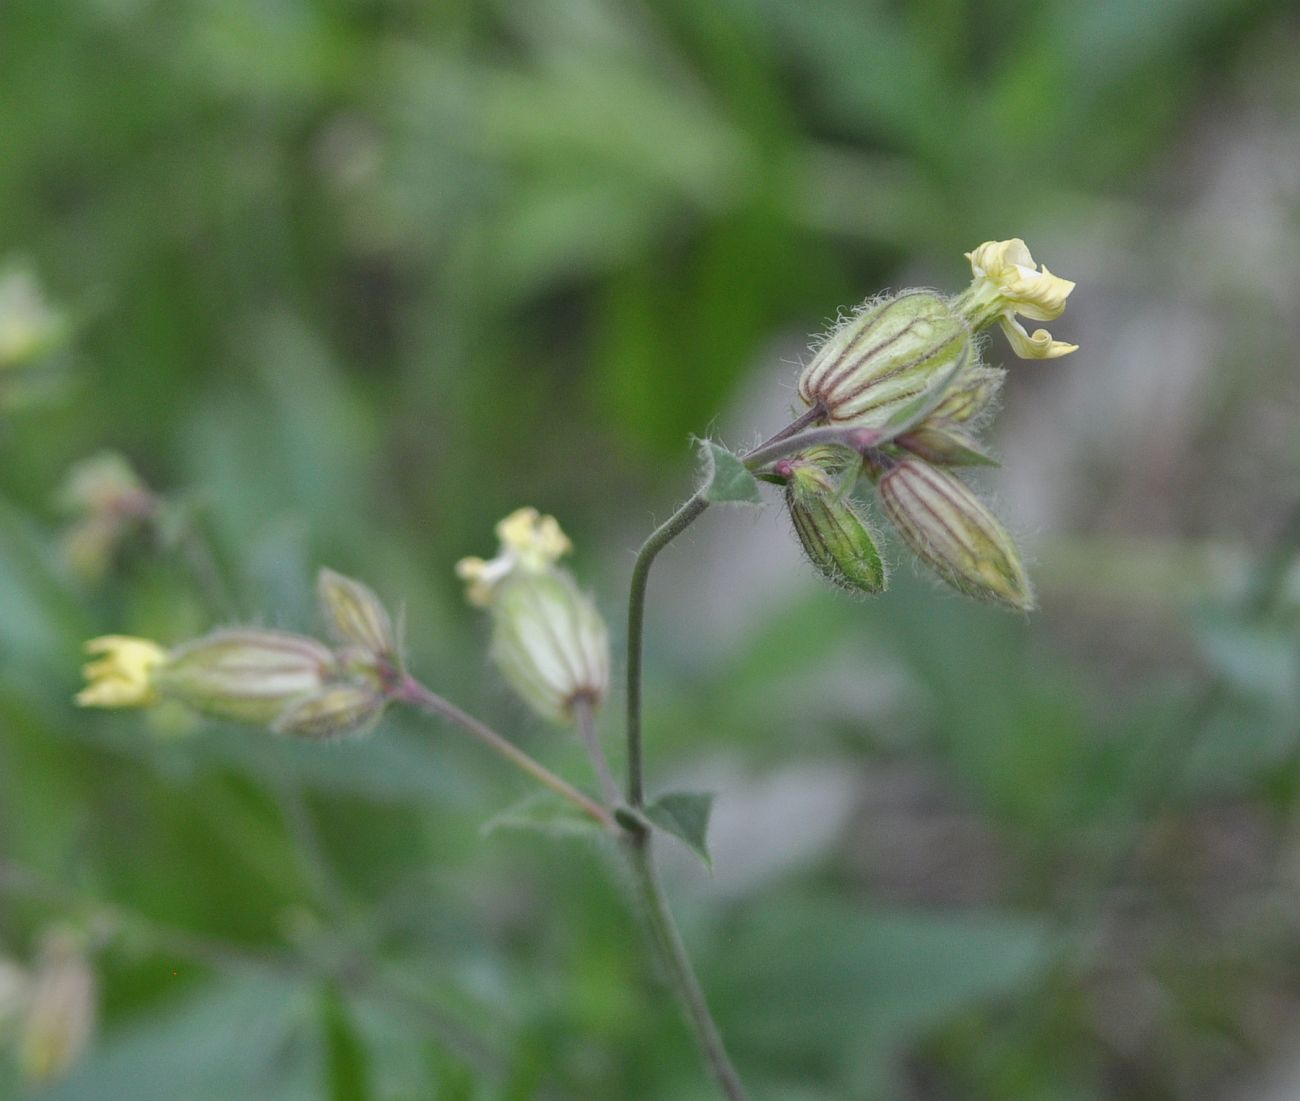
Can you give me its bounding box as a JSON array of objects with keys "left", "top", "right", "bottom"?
[{"left": 999, "top": 315, "right": 1078, "bottom": 360}]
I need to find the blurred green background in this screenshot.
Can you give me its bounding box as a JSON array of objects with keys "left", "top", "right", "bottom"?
[{"left": 2, "top": 0, "right": 1299, "bottom": 1097}]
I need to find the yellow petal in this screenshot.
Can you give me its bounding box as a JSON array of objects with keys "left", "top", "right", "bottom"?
[{"left": 999, "top": 316, "right": 1078, "bottom": 360}]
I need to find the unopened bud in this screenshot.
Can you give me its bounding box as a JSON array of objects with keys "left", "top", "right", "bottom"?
[
  {"left": 927, "top": 366, "right": 1004, "bottom": 425},
  {"left": 798, "top": 291, "right": 971, "bottom": 427},
  {"left": 490, "top": 572, "right": 609, "bottom": 724},
  {"left": 784, "top": 457, "right": 886, "bottom": 595},
  {"left": 273, "top": 682, "right": 386, "bottom": 740},
  {"left": 895, "top": 419, "right": 996, "bottom": 467},
  {"left": 316, "top": 568, "right": 398, "bottom": 664},
  {"left": 876, "top": 458, "right": 1033, "bottom": 610},
  {"left": 154, "top": 630, "right": 338, "bottom": 726},
  {"left": 18, "top": 934, "right": 95, "bottom": 1087}
]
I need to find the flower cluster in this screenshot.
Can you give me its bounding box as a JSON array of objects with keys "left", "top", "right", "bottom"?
[{"left": 785, "top": 238, "right": 1077, "bottom": 609}]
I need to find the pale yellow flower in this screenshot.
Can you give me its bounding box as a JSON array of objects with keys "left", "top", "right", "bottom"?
[
  {"left": 958, "top": 238, "right": 1077, "bottom": 360},
  {"left": 76, "top": 636, "right": 167, "bottom": 708},
  {"left": 456, "top": 507, "right": 573, "bottom": 607}
]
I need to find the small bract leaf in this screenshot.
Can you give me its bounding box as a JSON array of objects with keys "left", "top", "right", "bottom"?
[
  {"left": 480, "top": 791, "right": 603, "bottom": 841},
  {"left": 644, "top": 791, "right": 715, "bottom": 866},
  {"left": 697, "top": 440, "right": 763, "bottom": 504}
]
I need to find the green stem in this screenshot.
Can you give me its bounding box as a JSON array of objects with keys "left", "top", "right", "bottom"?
[
  {"left": 624, "top": 492, "right": 711, "bottom": 807},
  {"left": 625, "top": 833, "right": 750, "bottom": 1101},
  {"left": 397, "top": 676, "right": 614, "bottom": 831},
  {"left": 624, "top": 406, "right": 827, "bottom": 808}
]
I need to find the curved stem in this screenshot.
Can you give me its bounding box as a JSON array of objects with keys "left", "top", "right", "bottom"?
[
  {"left": 626, "top": 833, "right": 750, "bottom": 1101},
  {"left": 623, "top": 405, "right": 828, "bottom": 809},
  {"left": 624, "top": 492, "right": 711, "bottom": 807},
  {"left": 396, "top": 676, "right": 614, "bottom": 830}
]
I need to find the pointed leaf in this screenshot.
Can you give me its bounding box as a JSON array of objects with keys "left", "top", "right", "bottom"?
[
  {"left": 697, "top": 440, "right": 763, "bottom": 504},
  {"left": 644, "top": 791, "right": 715, "bottom": 866}
]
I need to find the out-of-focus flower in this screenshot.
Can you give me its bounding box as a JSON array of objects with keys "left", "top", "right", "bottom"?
[
  {"left": 455, "top": 507, "right": 573, "bottom": 607},
  {"left": 17, "top": 933, "right": 95, "bottom": 1087},
  {"left": 954, "top": 238, "right": 1077, "bottom": 359},
  {"left": 459, "top": 509, "right": 609, "bottom": 723},
  {"left": 77, "top": 628, "right": 387, "bottom": 739},
  {"left": 0, "top": 265, "right": 67, "bottom": 371},
  {"left": 76, "top": 636, "right": 167, "bottom": 708},
  {"left": 56, "top": 452, "right": 157, "bottom": 584}
]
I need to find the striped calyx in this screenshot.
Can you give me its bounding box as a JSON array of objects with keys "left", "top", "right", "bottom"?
[
  {"left": 875, "top": 458, "right": 1032, "bottom": 610},
  {"left": 798, "top": 291, "right": 971, "bottom": 427},
  {"left": 153, "top": 629, "right": 386, "bottom": 737},
  {"left": 489, "top": 571, "right": 609, "bottom": 724},
  {"left": 784, "top": 455, "right": 886, "bottom": 595}
]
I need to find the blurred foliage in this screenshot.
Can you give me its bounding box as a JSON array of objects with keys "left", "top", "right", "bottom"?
[{"left": 1, "top": 0, "right": 1299, "bottom": 1098}]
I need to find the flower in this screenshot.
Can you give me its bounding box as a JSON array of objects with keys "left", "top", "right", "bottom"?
[
  {"left": 489, "top": 571, "right": 610, "bottom": 723},
  {"left": 459, "top": 509, "right": 609, "bottom": 722},
  {"left": 75, "top": 636, "right": 167, "bottom": 708},
  {"left": 956, "top": 238, "right": 1077, "bottom": 359},
  {"left": 455, "top": 507, "right": 573, "bottom": 607},
  {"left": 77, "top": 627, "right": 387, "bottom": 739}
]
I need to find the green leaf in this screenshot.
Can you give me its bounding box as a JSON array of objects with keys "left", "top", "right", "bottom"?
[
  {"left": 321, "top": 986, "right": 372, "bottom": 1101},
  {"left": 697, "top": 439, "right": 763, "bottom": 504},
  {"left": 644, "top": 790, "right": 715, "bottom": 866},
  {"left": 480, "top": 791, "right": 604, "bottom": 841}
]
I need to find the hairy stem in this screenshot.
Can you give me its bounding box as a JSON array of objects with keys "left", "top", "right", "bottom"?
[
  {"left": 397, "top": 676, "right": 614, "bottom": 830},
  {"left": 625, "top": 833, "right": 750, "bottom": 1101}
]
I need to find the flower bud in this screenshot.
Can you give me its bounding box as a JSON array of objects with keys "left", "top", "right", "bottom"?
[
  {"left": 927, "top": 365, "right": 1004, "bottom": 425},
  {"left": 57, "top": 453, "right": 156, "bottom": 584},
  {"left": 784, "top": 457, "right": 886, "bottom": 595},
  {"left": 798, "top": 291, "right": 971, "bottom": 427},
  {"left": 894, "top": 419, "right": 996, "bottom": 467},
  {"left": 489, "top": 572, "right": 609, "bottom": 724},
  {"left": 953, "top": 238, "right": 1076, "bottom": 359},
  {"left": 153, "top": 629, "right": 339, "bottom": 726},
  {"left": 316, "top": 568, "right": 398, "bottom": 664},
  {"left": 875, "top": 458, "right": 1033, "bottom": 610},
  {"left": 273, "top": 682, "right": 387, "bottom": 740},
  {"left": 18, "top": 934, "right": 95, "bottom": 1087}
]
